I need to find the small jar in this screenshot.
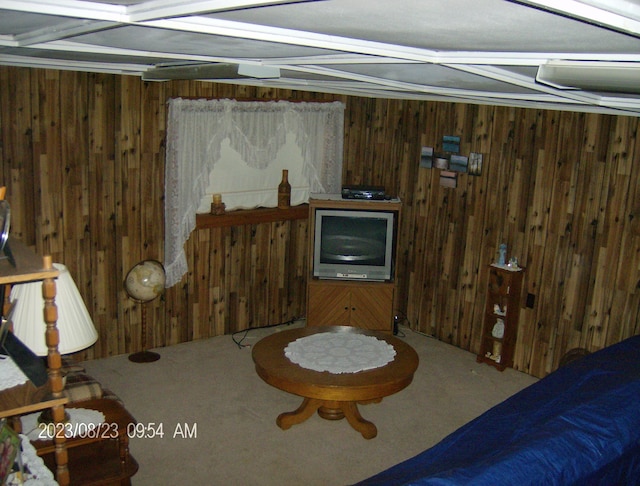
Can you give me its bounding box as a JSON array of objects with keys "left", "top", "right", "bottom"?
[{"left": 211, "top": 194, "right": 226, "bottom": 215}]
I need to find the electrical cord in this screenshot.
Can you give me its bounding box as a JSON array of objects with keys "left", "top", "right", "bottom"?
[
  {"left": 394, "top": 312, "right": 437, "bottom": 340},
  {"left": 232, "top": 317, "right": 300, "bottom": 349}
]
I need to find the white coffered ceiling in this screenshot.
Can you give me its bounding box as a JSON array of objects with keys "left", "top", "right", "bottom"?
[{"left": 2, "top": 0, "right": 640, "bottom": 115}]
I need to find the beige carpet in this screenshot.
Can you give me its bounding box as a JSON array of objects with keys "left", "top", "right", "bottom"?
[{"left": 82, "top": 322, "right": 537, "bottom": 485}]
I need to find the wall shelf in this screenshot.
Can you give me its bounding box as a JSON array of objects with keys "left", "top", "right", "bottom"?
[
  {"left": 477, "top": 265, "right": 524, "bottom": 371},
  {"left": 196, "top": 204, "right": 308, "bottom": 229}
]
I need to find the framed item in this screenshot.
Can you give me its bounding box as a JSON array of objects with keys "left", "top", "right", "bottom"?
[
  {"left": 0, "top": 419, "right": 21, "bottom": 484},
  {"left": 440, "top": 170, "right": 458, "bottom": 188},
  {"left": 434, "top": 155, "right": 449, "bottom": 170},
  {"left": 469, "top": 152, "right": 483, "bottom": 176},
  {"left": 420, "top": 146, "right": 433, "bottom": 168},
  {"left": 442, "top": 135, "right": 460, "bottom": 154},
  {"left": 449, "top": 154, "right": 468, "bottom": 173}
]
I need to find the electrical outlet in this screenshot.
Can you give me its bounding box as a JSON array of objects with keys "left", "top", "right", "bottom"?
[{"left": 526, "top": 293, "right": 536, "bottom": 308}]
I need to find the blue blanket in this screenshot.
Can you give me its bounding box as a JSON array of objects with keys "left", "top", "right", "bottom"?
[{"left": 357, "top": 335, "right": 640, "bottom": 485}]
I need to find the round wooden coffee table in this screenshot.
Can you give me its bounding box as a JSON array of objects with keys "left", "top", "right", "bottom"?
[{"left": 252, "top": 326, "right": 419, "bottom": 439}]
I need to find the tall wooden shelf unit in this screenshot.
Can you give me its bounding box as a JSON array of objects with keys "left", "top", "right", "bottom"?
[
  {"left": 306, "top": 195, "right": 401, "bottom": 333},
  {"left": 0, "top": 238, "right": 69, "bottom": 485},
  {"left": 477, "top": 264, "right": 524, "bottom": 371}
]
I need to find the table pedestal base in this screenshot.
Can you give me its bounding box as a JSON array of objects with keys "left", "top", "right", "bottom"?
[{"left": 276, "top": 398, "right": 378, "bottom": 439}]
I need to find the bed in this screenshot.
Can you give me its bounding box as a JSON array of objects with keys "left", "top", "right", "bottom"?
[{"left": 356, "top": 335, "right": 640, "bottom": 485}]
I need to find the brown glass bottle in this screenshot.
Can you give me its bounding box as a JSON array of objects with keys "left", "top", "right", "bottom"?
[{"left": 278, "top": 169, "right": 291, "bottom": 209}]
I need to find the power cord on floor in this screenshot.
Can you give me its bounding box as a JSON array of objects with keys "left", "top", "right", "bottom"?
[
  {"left": 232, "top": 317, "right": 300, "bottom": 349},
  {"left": 393, "top": 311, "right": 439, "bottom": 340}
]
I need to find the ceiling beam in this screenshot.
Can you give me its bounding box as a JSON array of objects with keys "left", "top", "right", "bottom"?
[
  {"left": 14, "top": 20, "right": 117, "bottom": 46},
  {"left": 0, "top": 0, "right": 315, "bottom": 22},
  {"left": 0, "top": 0, "right": 126, "bottom": 21},
  {"left": 126, "top": 0, "right": 318, "bottom": 22},
  {"left": 0, "top": 53, "right": 146, "bottom": 73},
  {"left": 0, "top": 38, "right": 238, "bottom": 64},
  {"left": 451, "top": 63, "right": 608, "bottom": 107},
  {"left": 141, "top": 17, "right": 443, "bottom": 61},
  {"left": 514, "top": 0, "right": 640, "bottom": 37},
  {"left": 208, "top": 76, "right": 640, "bottom": 116}
]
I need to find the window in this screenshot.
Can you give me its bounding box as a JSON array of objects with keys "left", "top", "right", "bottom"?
[{"left": 164, "top": 98, "right": 345, "bottom": 287}]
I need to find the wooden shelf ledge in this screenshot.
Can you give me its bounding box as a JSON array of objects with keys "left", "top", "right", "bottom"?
[
  {"left": 196, "top": 204, "right": 309, "bottom": 229},
  {"left": 0, "top": 397, "right": 68, "bottom": 419}
]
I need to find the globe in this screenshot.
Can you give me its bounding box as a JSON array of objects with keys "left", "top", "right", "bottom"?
[{"left": 124, "top": 260, "right": 166, "bottom": 302}]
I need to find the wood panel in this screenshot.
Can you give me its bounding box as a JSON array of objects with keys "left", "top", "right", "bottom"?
[
  {"left": 307, "top": 281, "right": 351, "bottom": 326},
  {"left": 1, "top": 66, "right": 639, "bottom": 377}
]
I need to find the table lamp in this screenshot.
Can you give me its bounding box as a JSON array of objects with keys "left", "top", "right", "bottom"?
[{"left": 9, "top": 263, "right": 98, "bottom": 357}]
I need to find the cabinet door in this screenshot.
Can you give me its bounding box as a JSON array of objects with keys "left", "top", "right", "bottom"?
[
  {"left": 307, "top": 283, "right": 351, "bottom": 326},
  {"left": 349, "top": 285, "right": 394, "bottom": 331}
]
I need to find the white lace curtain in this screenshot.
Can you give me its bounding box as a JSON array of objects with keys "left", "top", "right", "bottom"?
[{"left": 164, "top": 98, "right": 345, "bottom": 287}]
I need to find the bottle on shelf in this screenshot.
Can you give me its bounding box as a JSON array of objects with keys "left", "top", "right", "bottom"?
[{"left": 278, "top": 169, "right": 291, "bottom": 209}]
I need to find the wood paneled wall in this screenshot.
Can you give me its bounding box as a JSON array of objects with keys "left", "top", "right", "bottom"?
[{"left": 1, "top": 67, "right": 638, "bottom": 377}]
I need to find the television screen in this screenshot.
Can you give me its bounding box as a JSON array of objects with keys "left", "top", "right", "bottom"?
[
  {"left": 320, "top": 216, "right": 387, "bottom": 266},
  {"left": 313, "top": 209, "right": 395, "bottom": 281}
]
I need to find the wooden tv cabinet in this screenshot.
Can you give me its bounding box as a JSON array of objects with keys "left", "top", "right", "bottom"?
[
  {"left": 306, "top": 195, "right": 401, "bottom": 333},
  {"left": 307, "top": 279, "right": 394, "bottom": 331}
]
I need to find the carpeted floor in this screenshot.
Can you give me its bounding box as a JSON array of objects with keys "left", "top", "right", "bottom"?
[{"left": 82, "top": 322, "right": 537, "bottom": 485}]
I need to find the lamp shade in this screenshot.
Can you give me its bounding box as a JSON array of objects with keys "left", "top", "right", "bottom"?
[{"left": 9, "top": 263, "right": 98, "bottom": 356}]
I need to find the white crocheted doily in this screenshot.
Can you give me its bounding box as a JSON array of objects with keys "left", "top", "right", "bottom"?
[
  {"left": 284, "top": 332, "right": 396, "bottom": 374},
  {"left": 0, "top": 356, "right": 29, "bottom": 390}
]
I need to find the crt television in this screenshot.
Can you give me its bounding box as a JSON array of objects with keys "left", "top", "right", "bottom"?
[{"left": 313, "top": 208, "right": 396, "bottom": 281}]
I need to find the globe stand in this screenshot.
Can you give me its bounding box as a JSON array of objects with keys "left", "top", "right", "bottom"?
[
  {"left": 124, "top": 260, "right": 165, "bottom": 364},
  {"left": 129, "top": 303, "right": 160, "bottom": 362}
]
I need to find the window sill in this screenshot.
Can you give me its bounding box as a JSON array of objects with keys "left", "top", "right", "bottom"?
[{"left": 196, "top": 204, "right": 309, "bottom": 229}]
